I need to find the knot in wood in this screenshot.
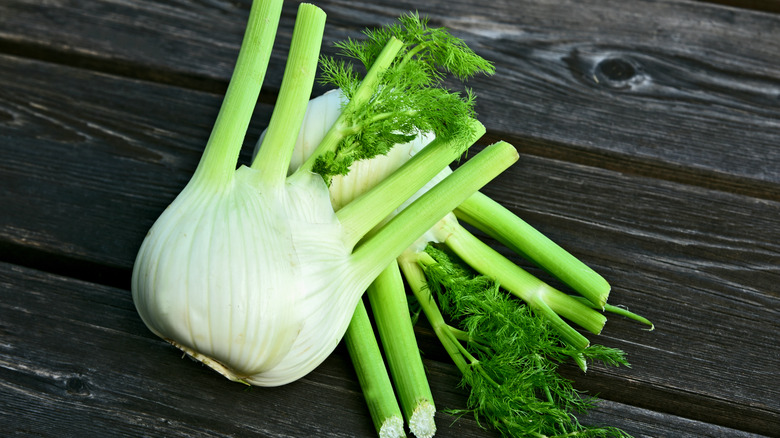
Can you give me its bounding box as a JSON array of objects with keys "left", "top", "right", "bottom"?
[
  {"left": 597, "top": 58, "right": 636, "bottom": 81},
  {"left": 592, "top": 56, "right": 645, "bottom": 90},
  {"left": 65, "top": 376, "right": 90, "bottom": 396}
]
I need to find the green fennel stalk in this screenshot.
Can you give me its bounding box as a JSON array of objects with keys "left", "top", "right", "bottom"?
[
  {"left": 366, "top": 261, "right": 436, "bottom": 438},
  {"left": 352, "top": 141, "right": 518, "bottom": 274},
  {"left": 337, "top": 119, "right": 485, "bottom": 250},
  {"left": 344, "top": 299, "right": 405, "bottom": 438},
  {"left": 456, "top": 192, "right": 611, "bottom": 309},
  {"left": 193, "top": 0, "right": 285, "bottom": 187},
  {"left": 251, "top": 2, "right": 326, "bottom": 186},
  {"left": 435, "top": 217, "right": 606, "bottom": 352}
]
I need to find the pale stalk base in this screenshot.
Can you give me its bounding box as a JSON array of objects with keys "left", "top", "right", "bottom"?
[
  {"left": 409, "top": 400, "right": 436, "bottom": 438},
  {"left": 379, "top": 415, "right": 405, "bottom": 438}
]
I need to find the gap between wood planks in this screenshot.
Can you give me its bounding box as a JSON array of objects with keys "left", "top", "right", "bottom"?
[{"left": 697, "top": 0, "right": 780, "bottom": 14}]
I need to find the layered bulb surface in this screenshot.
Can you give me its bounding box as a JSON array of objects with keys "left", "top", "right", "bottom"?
[{"left": 132, "top": 167, "right": 363, "bottom": 386}]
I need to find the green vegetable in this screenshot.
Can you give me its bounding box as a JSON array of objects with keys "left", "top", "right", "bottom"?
[
  {"left": 132, "top": 0, "right": 516, "bottom": 392},
  {"left": 273, "top": 13, "right": 654, "bottom": 437},
  {"left": 425, "top": 213, "right": 607, "bottom": 352},
  {"left": 304, "top": 11, "right": 494, "bottom": 183},
  {"left": 400, "top": 246, "right": 633, "bottom": 437},
  {"left": 366, "top": 261, "right": 436, "bottom": 438},
  {"left": 344, "top": 297, "right": 405, "bottom": 438},
  {"left": 455, "top": 192, "right": 611, "bottom": 309},
  {"left": 131, "top": 1, "right": 651, "bottom": 436}
]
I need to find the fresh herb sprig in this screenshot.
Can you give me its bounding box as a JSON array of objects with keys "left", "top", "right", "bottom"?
[
  {"left": 404, "top": 245, "right": 631, "bottom": 438},
  {"left": 304, "top": 12, "right": 494, "bottom": 182}
]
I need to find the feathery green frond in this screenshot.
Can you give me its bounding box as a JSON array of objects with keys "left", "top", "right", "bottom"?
[
  {"left": 313, "top": 12, "right": 494, "bottom": 182},
  {"left": 421, "top": 245, "right": 632, "bottom": 438}
]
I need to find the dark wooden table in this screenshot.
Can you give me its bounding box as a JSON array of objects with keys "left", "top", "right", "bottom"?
[{"left": 1, "top": 1, "right": 778, "bottom": 436}]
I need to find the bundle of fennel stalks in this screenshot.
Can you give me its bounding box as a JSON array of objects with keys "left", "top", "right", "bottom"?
[{"left": 131, "top": 1, "right": 652, "bottom": 437}]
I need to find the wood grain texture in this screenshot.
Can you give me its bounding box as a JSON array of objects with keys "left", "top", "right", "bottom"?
[
  {"left": 0, "top": 262, "right": 770, "bottom": 437},
  {"left": 0, "top": 53, "right": 244, "bottom": 279},
  {"left": 1, "top": 0, "right": 779, "bottom": 197},
  {"left": 1, "top": 0, "right": 779, "bottom": 436},
  {"left": 1, "top": 54, "right": 778, "bottom": 435}
]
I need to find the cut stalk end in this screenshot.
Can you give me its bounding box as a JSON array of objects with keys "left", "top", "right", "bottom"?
[
  {"left": 344, "top": 300, "right": 404, "bottom": 437},
  {"left": 366, "top": 262, "right": 436, "bottom": 431},
  {"left": 379, "top": 416, "right": 405, "bottom": 438},
  {"left": 409, "top": 399, "right": 437, "bottom": 438}
]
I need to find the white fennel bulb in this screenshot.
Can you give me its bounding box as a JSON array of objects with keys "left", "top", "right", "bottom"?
[
  {"left": 131, "top": 1, "right": 516, "bottom": 389},
  {"left": 133, "top": 129, "right": 511, "bottom": 386},
  {"left": 133, "top": 167, "right": 359, "bottom": 386}
]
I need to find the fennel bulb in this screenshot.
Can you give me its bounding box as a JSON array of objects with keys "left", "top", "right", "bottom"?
[
  {"left": 133, "top": 167, "right": 357, "bottom": 386},
  {"left": 133, "top": 133, "right": 515, "bottom": 386},
  {"left": 132, "top": 1, "right": 516, "bottom": 388}
]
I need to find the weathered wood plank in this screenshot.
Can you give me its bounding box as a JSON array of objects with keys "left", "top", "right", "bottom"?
[
  {"left": 1, "top": 0, "right": 779, "bottom": 196},
  {"left": 0, "top": 262, "right": 770, "bottom": 437},
  {"left": 0, "top": 0, "right": 271, "bottom": 91},
  {"left": 1, "top": 54, "right": 778, "bottom": 434},
  {"left": 580, "top": 399, "right": 771, "bottom": 438}
]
